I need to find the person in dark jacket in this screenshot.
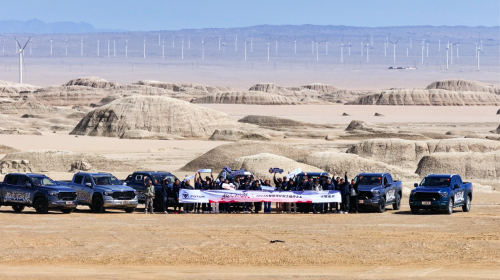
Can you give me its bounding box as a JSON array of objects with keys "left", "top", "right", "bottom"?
[
  {"left": 338, "top": 172, "right": 350, "bottom": 213},
  {"left": 323, "top": 178, "right": 336, "bottom": 213},
  {"left": 349, "top": 176, "right": 362, "bottom": 214},
  {"left": 210, "top": 180, "right": 220, "bottom": 214},
  {"left": 182, "top": 179, "right": 195, "bottom": 213},
  {"left": 161, "top": 178, "right": 172, "bottom": 214},
  {"left": 168, "top": 179, "right": 182, "bottom": 214}
]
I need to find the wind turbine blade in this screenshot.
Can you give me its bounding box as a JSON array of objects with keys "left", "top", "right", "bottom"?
[
  {"left": 395, "top": 38, "right": 401, "bottom": 44},
  {"left": 22, "top": 36, "right": 31, "bottom": 50},
  {"left": 22, "top": 51, "right": 26, "bottom": 81},
  {"left": 14, "top": 37, "right": 22, "bottom": 49}
]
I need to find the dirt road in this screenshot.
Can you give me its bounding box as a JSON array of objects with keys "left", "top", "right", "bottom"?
[{"left": 0, "top": 202, "right": 498, "bottom": 279}]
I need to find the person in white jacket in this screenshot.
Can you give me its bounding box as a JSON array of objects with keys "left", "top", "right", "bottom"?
[{"left": 312, "top": 180, "right": 323, "bottom": 214}]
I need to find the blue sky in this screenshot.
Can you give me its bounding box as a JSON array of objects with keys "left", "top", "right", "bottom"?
[{"left": 0, "top": 0, "right": 498, "bottom": 30}]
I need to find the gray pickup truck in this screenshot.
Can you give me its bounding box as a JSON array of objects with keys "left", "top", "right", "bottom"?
[{"left": 58, "top": 172, "right": 138, "bottom": 213}]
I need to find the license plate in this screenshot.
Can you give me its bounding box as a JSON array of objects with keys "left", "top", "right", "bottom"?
[
  {"left": 125, "top": 201, "right": 129, "bottom": 204},
  {"left": 422, "top": 201, "right": 431, "bottom": 205},
  {"left": 359, "top": 200, "right": 364, "bottom": 203},
  {"left": 65, "top": 201, "right": 73, "bottom": 205}
]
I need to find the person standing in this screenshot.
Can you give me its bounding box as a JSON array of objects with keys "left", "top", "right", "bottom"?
[
  {"left": 324, "top": 178, "right": 336, "bottom": 213},
  {"left": 144, "top": 180, "right": 155, "bottom": 214},
  {"left": 210, "top": 180, "right": 220, "bottom": 214},
  {"left": 168, "top": 179, "right": 182, "bottom": 214},
  {"left": 312, "top": 179, "right": 324, "bottom": 214},
  {"left": 161, "top": 178, "right": 171, "bottom": 214},
  {"left": 349, "top": 176, "right": 361, "bottom": 214},
  {"left": 252, "top": 180, "right": 263, "bottom": 214},
  {"left": 339, "top": 172, "right": 350, "bottom": 214},
  {"left": 182, "top": 179, "right": 195, "bottom": 213},
  {"left": 288, "top": 178, "right": 298, "bottom": 213},
  {"left": 262, "top": 179, "right": 272, "bottom": 214}
]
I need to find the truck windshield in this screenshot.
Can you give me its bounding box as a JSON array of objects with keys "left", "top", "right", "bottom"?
[
  {"left": 30, "top": 177, "right": 56, "bottom": 186},
  {"left": 152, "top": 175, "right": 176, "bottom": 184},
  {"left": 358, "top": 176, "right": 382, "bottom": 186},
  {"left": 92, "top": 176, "right": 122, "bottom": 186},
  {"left": 419, "top": 177, "right": 451, "bottom": 187}
]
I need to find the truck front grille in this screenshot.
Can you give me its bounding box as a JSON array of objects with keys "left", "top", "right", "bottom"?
[
  {"left": 414, "top": 192, "right": 441, "bottom": 201},
  {"left": 358, "top": 191, "right": 373, "bottom": 199},
  {"left": 58, "top": 192, "right": 77, "bottom": 201},
  {"left": 112, "top": 191, "right": 136, "bottom": 200}
]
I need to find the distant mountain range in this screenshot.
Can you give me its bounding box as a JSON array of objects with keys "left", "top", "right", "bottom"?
[{"left": 0, "top": 19, "right": 124, "bottom": 34}]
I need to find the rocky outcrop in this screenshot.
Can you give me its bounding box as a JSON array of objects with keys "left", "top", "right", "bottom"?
[
  {"left": 345, "top": 120, "right": 393, "bottom": 133},
  {"left": 180, "top": 141, "right": 309, "bottom": 171},
  {"left": 70, "top": 96, "right": 238, "bottom": 138},
  {"left": 347, "top": 89, "right": 500, "bottom": 106},
  {"left": 0, "top": 100, "right": 74, "bottom": 115},
  {"left": 209, "top": 129, "right": 272, "bottom": 141},
  {"left": 119, "top": 130, "right": 186, "bottom": 140},
  {"left": 416, "top": 152, "right": 500, "bottom": 179},
  {"left": 63, "top": 77, "right": 118, "bottom": 88},
  {"left": 300, "top": 83, "right": 337, "bottom": 92},
  {"left": 134, "top": 80, "right": 234, "bottom": 94},
  {"left": 0, "top": 144, "right": 20, "bottom": 154},
  {"left": 426, "top": 79, "right": 500, "bottom": 94},
  {"left": 191, "top": 91, "right": 297, "bottom": 105},
  {"left": 347, "top": 138, "right": 500, "bottom": 169},
  {"left": 0, "top": 159, "right": 32, "bottom": 174},
  {"left": 0, "top": 80, "right": 39, "bottom": 98},
  {"left": 70, "top": 159, "right": 92, "bottom": 172}
]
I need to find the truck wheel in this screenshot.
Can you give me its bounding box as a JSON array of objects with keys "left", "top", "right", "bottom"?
[
  {"left": 445, "top": 198, "right": 453, "bottom": 215},
  {"left": 61, "top": 209, "right": 74, "bottom": 214},
  {"left": 125, "top": 208, "right": 135, "bottom": 213},
  {"left": 12, "top": 205, "right": 25, "bottom": 213},
  {"left": 392, "top": 194, "right": 401, "bottom": 210},
  {"left": 376, "top": 197, "right": 386, "bottom": 213},
  {"left": 92, "top": 197, "right": 105, "bottom": 213},
  {"left": 34, "top": 198, "right": 49, "bottom": 214},
  {"left": 462, "top": 195, "right": 471, "bottom": 212},
  {"left": 410, "top": 207, "right": 419, "bottom": 214}
]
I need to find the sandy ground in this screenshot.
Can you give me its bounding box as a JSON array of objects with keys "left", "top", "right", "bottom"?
[{"left": 0, "top": 201, "right": 498, "bottom": 279}]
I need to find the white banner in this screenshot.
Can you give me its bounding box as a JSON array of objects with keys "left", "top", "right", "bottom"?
[
  {"left": 197, "top": 169, "right": 212, "bottom": 173},
  {"left": 287, "top": 168, "right": 302, "bottom": 179},
  {"left": 179, "top": 189, "right": 341, "bottom": 203}
]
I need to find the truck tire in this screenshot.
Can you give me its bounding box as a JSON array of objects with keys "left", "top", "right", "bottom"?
[
  {"left": 12, "top": 205, "right": 25, "bottom": 213},
  {"left": 61, "top": 208, "right": 74, "bottom": 214},
  {"left": 445, "top": 198, "right": 453, "bottom": 215},
  {"left": 462, "top": 195, "right": 471, "bottom": 212},
  {"left": 92, "top": 197, "right": 105, "bottom": 213},
  {"left": 34, "top": 198, "right": 49, "bottom": 214},
  {"left": 392, "top": 194, "right": 401, "bottom": 210},
  {"left": 125, "top": 208, "right": 135, "bottom": 213},
  {"left": 376, "top": 197, "right": 386, "bottom": 213},
  {"left": 410, "top": 207, "right": 419, "bottom": 214}
]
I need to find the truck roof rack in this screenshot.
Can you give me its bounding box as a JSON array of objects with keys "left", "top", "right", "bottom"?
[{"left": 98, "top": 172, "right": 112, "bottom": 175}]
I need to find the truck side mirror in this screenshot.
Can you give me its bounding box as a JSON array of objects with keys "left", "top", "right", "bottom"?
[
  {"left": 85, "top": 182, "right": 93, "bottom": 188},
  {"left": 414, "top": 183, "right": 418, "bottom": 188},
  {"left": 454, "top": 184, "right": 460, "bottom": 189},
  {"left": 385, "top": 183, "right": 391, "bottom": 188}
]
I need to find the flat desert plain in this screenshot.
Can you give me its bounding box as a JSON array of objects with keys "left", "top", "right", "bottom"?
[{"left": 0, "top": 105, "right": 499, "bottom": 279}]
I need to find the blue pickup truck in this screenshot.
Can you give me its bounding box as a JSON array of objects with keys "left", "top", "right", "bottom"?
[
  {"left": 355, "top": 172, "right": 403, "bottom": 213},
  {"left": 0, "top": 173, "right": 77, "bottom": 214},
  {"left": 58, "top": 172, "right": 138, "bottom": 213},
  {"left": 124, "top": 171, "right": 178, "bottom": 210},
  {"left": 409, "top": 174, "right": 473, "bottom": 215}
]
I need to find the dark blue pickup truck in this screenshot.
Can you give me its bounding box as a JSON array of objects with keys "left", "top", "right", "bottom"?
[
  {"left": 0, "top": 173, "right": 77, "bottom": 214},
  {"left": 355, "top": 172, "right": 403, "bottom": 213},
  {"left": 124, "top": 171, "right": 178, "bottom": 210},
  {"left": 409, "top": 174, "right": 473, "bottom": 214}
]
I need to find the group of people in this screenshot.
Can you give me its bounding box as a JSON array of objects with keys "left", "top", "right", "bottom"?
[{"left": 143, "top": 171, "right": 362, "bottom": 215}]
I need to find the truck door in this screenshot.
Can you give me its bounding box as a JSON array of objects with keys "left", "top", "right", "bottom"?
[
  {"left": 452, "top": 176, "right": 465, "bottom": 205},
  {"left": 18, "top": 176, "right": 35, "bottom": 205},
  {"left": 72, "top": 175, "right": 84, "bottom": 203},
  {"left": 81, "top": 176, "right": 94, "bottom": 204},
  {"left": 384, "top": 175, "right": 396, "bottom": 203},
  {"left": 133, "top": 174, "right": 146, "bottom": 201},
  {"left": 2, "top": 175, "right": 19, "bottom": 203}
]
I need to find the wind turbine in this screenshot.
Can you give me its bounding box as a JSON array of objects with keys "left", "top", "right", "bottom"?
[
  {"left": 315, "top": 41, "right": 320, "bottom": 62},
  {"left": 294, "top": 39, "right": 297, "bottom": 54},
  {"left": 389, "top": 38, "right": 400, "bottom": 63},
  {"left": 29, "top": 38, "right": 32, "bottom": 54},
  {"left": 218, "top": 36, "right": 220, "bottom": 51},
  {"left": 348, "top": 42, "right": 351, "bottom": 55},
  {"left": 406, "top": 42, "right": 409, "bottom": 57},
  {"left": 410, "top": 37, "right": 412, "bottom": 49},
  {"left": 181, "top": 39, "right": 184, "bottom": 59},
  {"left": 446, "top": 41, "right": 449, "bottom": 70},
  {"left": 339, "top": 38, "right": 345, "bottom": 62},
  {"left": 361, "top": 41, "right": 363, "bottom": 56},
  {"left": 267, "top": 42, "right": 270, "bottom": 61},
  {"left": 162, "top": 38, "right": 165, "bottom": 59},
  {"left": 384, "top": 41, "right": 387, "bottom": 56},
  {"left": 363, "top": 42, "right": 372, "bottom": 63},
  {"left": 143, "top": 38, "right": 146, "bottom": 59},
  {"left": 235, "top": 35, "right": 237, "bottom": 52},
  {"left": 477, "top": 46, "right": 484, "bottom": 71},
  {"left": 107, "top": 40, "right": 110, "bottom": 57},
  {"left": 188, "top": 36, "right": 190, "bottom": 49},
  {"left": 475, "top": 42, "right": 478, "bottom": 58},
  {"left": 2, "top": 38, "right": 4, "bottom": 53},
  {"left": 125, "top": 39, "right": 128, "bottom": 58},
  {"left": 250, "top": 37, "right": 253, "bottom": 52},
  {"left": 50, "top": 38, "right": 53, "bottom": 55},
  {"left": 421, "top": 40, "right": 425, "bottom": 64},
  {"left": 172, "top": 36, "right": 175, "bottom": 48},
  {"left": 222, "top": 41, "right": 226, "bottom": 57},
  {"left": 426, "top": 42, "right": 429, "bottom": 57},
  {"left": 97, "top": 39, "right": 100, "bottom": 56},
  {"left": 311, "top": 41, "right": 314, "bottom": 54},
  {"left": 325, "top": 40, "right": 328, "bottom": 55},
  {"left": 244, "top": 41, "right": 247, "bottom": 61},
  {"left": 456, "top": 40, "right": 459, "bottom": 58},
  {"left": 80, "top": 37, "right": 83, "bottom": 56},
  {"left": 275, "top": 39, "right": 278, "bottom": 53},
  {"left": 14, "top": 37, "right": 30, "bottom": 84},
  {"left": 158, "top": 34, "right": 160, "bottom": 46},
  {"left": 201, "top": 38, "right": 205, "bottom": 60},
  {"left": 113, "top": 40, "right": 116, "bottom": 57},
  {"left": 65, "top": 38, "right": 68, "bottom": 55},
  {"left": 438, "top": 39, "right": 441, "bottom": 51}
]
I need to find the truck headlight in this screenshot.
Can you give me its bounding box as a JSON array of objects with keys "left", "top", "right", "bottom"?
[
  {"left": 439, "top": 191, "right": 449, "bottom": 198},
  {"left": 103, "top": 191, "right": 114, "bottom": 196},
  {"left": 372, "top": 190, "right": 380, "bottom": 196},
  {"left": 48, "top": 191, "right": 59, "bottom": 196}
]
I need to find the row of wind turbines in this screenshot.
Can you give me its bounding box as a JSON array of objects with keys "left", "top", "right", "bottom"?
[{"left": 7, "top": 35, "right": 487, "bottom": 84}]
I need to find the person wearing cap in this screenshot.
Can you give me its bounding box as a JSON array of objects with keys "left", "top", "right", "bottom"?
[
  {"left": 168, "top": 179, "right": 182, "bottom": 214},
  {"left": 144, "top": 180, "right": 155, "bottom": 214},
  {"left": 252, "top": 180, "right": 263, "bottom": 213},
  {"left": 209, "top": 180, "right": 220, "bottom": 214},
  {"left": 262, "top": 179, "right": 272, "bottom": 213},
  {"left": 338, "top": 172, "right": 350, "bottom": 214},
  {"left": 297, "top": 176, "right": 308, "bottom": 213},
  {"left": 349, "top": 176, "right": 361, "bottom": 214},
  {"left": 182, "top": 178, "right": 195, "bottom": 213},
  {"left": 288, "top": 178, "right": 298, "bottom": 213},
  {"left": 312, "top": 179, "right": 324, "bottom": 214}
]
